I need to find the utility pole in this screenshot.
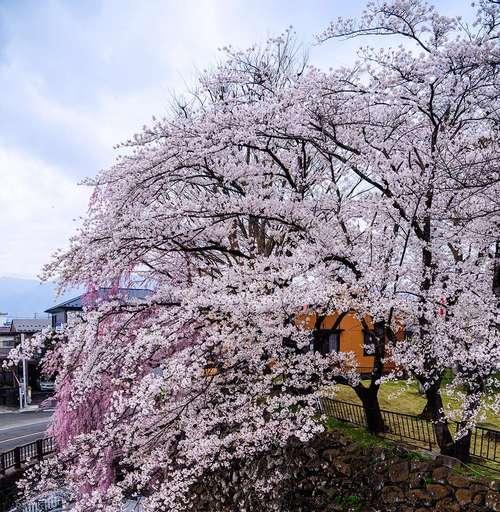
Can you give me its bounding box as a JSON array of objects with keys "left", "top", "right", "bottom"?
[
  {"left": 18, "top": 381, "right": 23, "bottom": 410},
  {"left": 20, "top": 333, "right": 28, "bottom": 409}
]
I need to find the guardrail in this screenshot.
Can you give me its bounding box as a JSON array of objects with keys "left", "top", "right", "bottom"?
[
  {"left": 0, "top": 488, "right": 65, "bottom": 512},
  {"left": 321, "top": 397, "right": 500, "bottom": 467},
  {"left": 0, "top": 438, "right": 55, "bottom": 475}
]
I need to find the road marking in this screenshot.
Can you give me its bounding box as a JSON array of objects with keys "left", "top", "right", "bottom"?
[
  {"left": 0, "top": 419, "right": 51, "bottom": 432},
  {"left": 0, "top": 431, "right": 48, "bottom": 445}
]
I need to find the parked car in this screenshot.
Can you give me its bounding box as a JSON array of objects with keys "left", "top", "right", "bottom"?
[{"left": 37, "top": 379, "right": 55, "bottom": 391}]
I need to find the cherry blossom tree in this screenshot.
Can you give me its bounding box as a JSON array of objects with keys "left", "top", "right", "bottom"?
[
  {"left": 14, "top": 1, "right": 499, "bottom": 509},
  {"left": 19, "top": 35, "right": 364, "bottom": 511},
  {"left": 314, "top": 0, "right": 500, "bottom": 458}
]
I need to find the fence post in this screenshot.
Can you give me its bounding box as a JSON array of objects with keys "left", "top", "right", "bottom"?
[
  {"left": 37, "top": 439, "right": 44, "bottom": 460},
  {"left": 427, "top": 421, "right": 433, "bottom": 451},
  {"left": 14, "top": 447, "right": 21, "bottom": 470},
  {"left": 0, "top": 453, "right": 4, "bottom": 475}
]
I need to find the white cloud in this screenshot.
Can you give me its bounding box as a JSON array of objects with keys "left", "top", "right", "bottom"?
[
  {"left": 0, "top": 146, "right": 91, "bottom": 278},
  {"left": 0, "top": 0, "right": 477, "bottom": 279}
]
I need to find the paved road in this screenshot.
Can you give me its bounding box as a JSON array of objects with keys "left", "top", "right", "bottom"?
[{"left": 0, "top": 411, "right": 52, "bottom": 452}]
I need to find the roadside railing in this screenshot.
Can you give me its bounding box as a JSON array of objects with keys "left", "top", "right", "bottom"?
[
  {"left": 6, "top": 492, "right": 66, "bottom": 512},
  {"left": 320, "top": 397, "right": 500, "bottom": 466},
  {"left": 0, "top": 438, "right": 55, "bottom": 475},
  {"left": 0, "top": 488, "right": 65, "bottom": 512}
]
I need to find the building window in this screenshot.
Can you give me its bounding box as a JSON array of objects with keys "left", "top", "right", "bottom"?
[
  {"left": 363, "top": 331, "right": 376, "bottom": 356},
  {"left": 312, "top": 329, "right": 341, "bottom": 355}
]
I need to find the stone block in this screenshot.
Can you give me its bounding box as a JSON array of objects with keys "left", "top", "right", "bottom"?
[
  {"left": 389, "top": 461, "right": 410, "bottom": 483},
  {"left": 409, "top": 473, "right": 425, "bottom": 489},
  {"left": 435, "top": 497, "right": 461, "bottom": 511},
  {"left": 432, "top": 466, "right": 451, "bottom": 482},
  {"left": 447, "top": 474, "right": 471, "bottom": 488},
  {"left": 351, "top": 455, "right": 371, "bottom": 471},
  {"left": 486, "top": 491, "right": 500, "bottom": 512},
  {"left": 455, "top": 488, "right": 472, "bottom": 506},
  {"left": 410, "top": 460, "right": 434, "bottom": 473},
  {"left": 408, "top": 488, "right": 433, "bottom": 506},
  {"left": 473, "top": 492, "right": 485, "bottom": 506},
  {"left": 371, "top": 473, "right": 385, "bottom": 492},
  {"left": 426, "top": 483, "right": 450, "bottom": 500},
  {"left": 321, "top": 448, "right": 340, "bottom": 461},
  {"left": 382, "top": 485, "right": 404, "bottom": 503},
  {"left": 332, "top": 460, "right": 351, "bottom": 476},
  {"left": 470, "top": 483, "right": 488, "bottom": 494}
]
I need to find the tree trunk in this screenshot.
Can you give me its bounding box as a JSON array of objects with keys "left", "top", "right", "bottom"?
[
  {"left": 354, "top": 384, "right": 386, "bottom": 434},
  {"left": 350, "top": 319, "right": 387, "bottom": 434},
  {"left": 423, "top": 384, "right": 456, "bottom": 456},
  {"left": 451, "top": 428, "right": 472, "bottom": 463},
  {"left": 420, "top": 379, "right": 478, "bottom": 462},
  {"left": 418, "top": 400, "right": 433, "bottom": 420}
]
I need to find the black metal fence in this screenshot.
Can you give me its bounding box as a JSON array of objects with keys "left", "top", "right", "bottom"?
[
  {"left": 320, "top": 397, "right": 500, "bottom": 466},
  {"left": 0, "top": 438, "right": 55, "bottom": 475}
]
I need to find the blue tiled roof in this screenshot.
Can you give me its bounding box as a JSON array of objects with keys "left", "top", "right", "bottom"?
[
  {"left": 11, "top": 318, "right": 51, "bottom": 333},
  {"left": 45, "top": 288, "right": 153, "bottom": 314}
]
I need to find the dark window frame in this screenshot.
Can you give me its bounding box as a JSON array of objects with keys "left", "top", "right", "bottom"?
[{"left": 312, "top": 329, "right": 342, "bottom": 355}]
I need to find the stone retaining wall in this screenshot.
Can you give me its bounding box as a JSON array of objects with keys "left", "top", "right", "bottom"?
[
  {"left": 292, "top": 431, "right": 500, "bottom": 511},
  {"left": 195, "top": 428, "right": 499, "bottom": 511}
]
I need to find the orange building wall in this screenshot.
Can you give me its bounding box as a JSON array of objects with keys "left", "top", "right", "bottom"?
[
  {"left": 298, "top": 310, "right": 400, "bottom": 370},
  {"left": 300, "top": 311, "right": 374, "bottom": 369}
]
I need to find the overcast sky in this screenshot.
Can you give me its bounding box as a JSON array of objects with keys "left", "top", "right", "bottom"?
[{"left": 0, "top": 0, "right": 474, "bottom": 279}]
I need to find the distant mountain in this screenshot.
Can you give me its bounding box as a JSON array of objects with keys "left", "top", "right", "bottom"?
[{"left": 0, "top": 277, "right": 81, "bottom": 320}]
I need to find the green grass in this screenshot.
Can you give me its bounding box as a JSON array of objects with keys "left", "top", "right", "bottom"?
[
  {"left": 452, "top": 461, "right": 500, "bottom": 481},
  {"left": 334, "top": 494, "right": 362, "bottom": 512},
  {"left": 326, "top": 417, "right": 432, "bottom": 459},
  {"left": 326, "top": 417, "right": 397, "bottom": 451},
  {"left": 331, "top": 380, "right": 500, "bottom": 430},
  {"left": 327, "top": 417, "right": 499, "bottom": 480}
]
